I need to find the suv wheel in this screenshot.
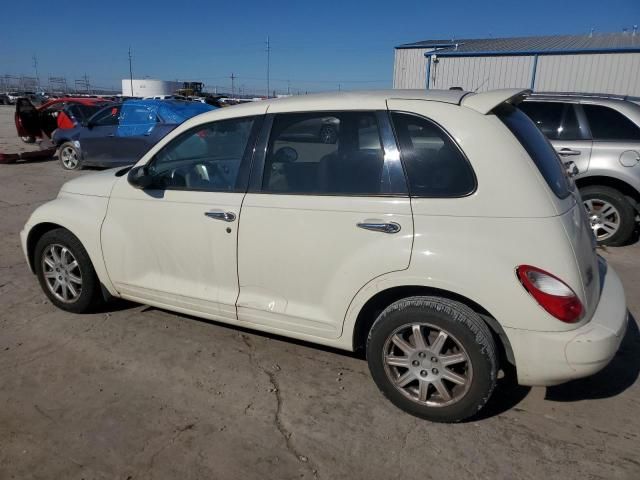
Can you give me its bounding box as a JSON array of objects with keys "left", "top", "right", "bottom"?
[
  {"left": 34, "top": 228, "right": 102, "bottom": 313},
  {"left": 580, "top": 185, "right": 635, "bottom": 246},
  {"left": 367, "top": 296, "right": 497, "bottom": 423}
]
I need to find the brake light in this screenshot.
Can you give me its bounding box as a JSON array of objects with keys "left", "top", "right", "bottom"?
[{"left": 516, "top": 265, "right": 583, "bottom": 323}]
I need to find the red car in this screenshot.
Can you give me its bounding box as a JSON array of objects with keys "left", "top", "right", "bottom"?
[{"left": 15, "top": 97, "right": 114, "bottom": 144}]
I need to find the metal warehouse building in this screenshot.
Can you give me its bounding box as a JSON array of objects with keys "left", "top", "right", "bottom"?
[{"left": 393, "top": 32, "right": 640, "bottom": 96}]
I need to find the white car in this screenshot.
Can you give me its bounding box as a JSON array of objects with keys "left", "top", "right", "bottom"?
[{"left": 20, "top": 89, "right": 628, "bottom": 422}]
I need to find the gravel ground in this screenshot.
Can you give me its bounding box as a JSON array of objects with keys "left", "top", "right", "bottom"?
[{"left": 0, "top": 104, "right": 639, "bottom": 480}]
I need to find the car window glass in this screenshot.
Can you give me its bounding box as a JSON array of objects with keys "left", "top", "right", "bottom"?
[
  {"left": 120, "top": 105, "right": 158, "bottom": 125},
  {"left": 262, "top": 112, "right": 387, "bottom": 195},
  {"left": 496, "top": 104, "right": 571, "bottom": 199},
  {"left": 148, "top": 117, "right": 254, "bottom": 191},
  {"left": 391, "top": 112, "right": 475, "bottom": 197},
  {"left": 582, "top": 104, "right": 640, "bottom": 141},
  {"left": 92, "top": 106, "right": 121, "bottom": 126},
  {"left": 519, "top": 102, "right": 582, "bottom": 140}
]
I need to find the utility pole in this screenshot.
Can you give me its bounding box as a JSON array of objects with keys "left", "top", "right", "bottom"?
[
  {"left": 287, "top": 80, "right": 290, "bottom": 95},
  {"left": 32, "top": 55, "right": 40, "bottom": 90},
  {"left": 128, "top": 46, "right": 134, "bottom": 96},
  {"left": 230, "top": 73, "right": 236, "bottom": 98},
  {"left": 266, "top": 36, "right": 270, "bottom": 98}
]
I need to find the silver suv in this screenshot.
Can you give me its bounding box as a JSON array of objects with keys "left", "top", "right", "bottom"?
[{"left": 520, "top": 93, "right": 640, "bottom": 246}]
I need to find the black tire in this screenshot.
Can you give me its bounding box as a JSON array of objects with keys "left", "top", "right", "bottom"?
[
  {"left": 57, "top": 141, "right": 83, "bottom": 170},
  {"left": 366, "top": 296, "right": 497, "bottom": 423},
  {"left": 319, "top": 124, "right": 337, "bottom": 144},
  {"left": 21, "top": 135, "right": 35, "bottom": 144},
  {"left": 580, "top": 185, "right": 636, "bottom": 247},
  {"left": 34, "top": 228, "right": 102, "bottom": 313}
]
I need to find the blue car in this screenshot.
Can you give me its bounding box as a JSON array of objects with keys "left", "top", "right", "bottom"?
[{"left": 52, "top": 99, "right": 216, "bottom": 170}]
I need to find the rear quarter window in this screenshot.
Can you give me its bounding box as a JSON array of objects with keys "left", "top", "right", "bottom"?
[
  {"left": 495, "top": 104, "right": 571, "bottom": 199},
  {"left": 391, "top": 112, "right": 475, "bottom": 197}
]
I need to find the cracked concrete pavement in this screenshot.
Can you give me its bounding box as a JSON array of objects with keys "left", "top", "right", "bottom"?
[{"left": 0, "top": 105, "right": 639, "bottom": 479}]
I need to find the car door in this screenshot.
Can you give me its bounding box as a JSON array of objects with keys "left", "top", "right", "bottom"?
[
  {"left": 101, "top": 115, "right": 261, "bottom": 321},
  {"left": 581, "top": 103, "right": 640, "bottom": 174},
  {"left": 80, "top": 105, "right": 121, "bottom": 164},
  {"left": 236, "top": 111, "right": 413, "bottom": 339},
  {"left": 519, "top": 101, "right": 592, "bottom": 176},
  {"left": 113, "top": 103, "right": 161, "bottom": 166}
]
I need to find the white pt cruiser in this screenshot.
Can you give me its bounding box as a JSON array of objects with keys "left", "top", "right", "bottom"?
[{"left": 21, "top": 89, "right": 628, "bottom": 422}]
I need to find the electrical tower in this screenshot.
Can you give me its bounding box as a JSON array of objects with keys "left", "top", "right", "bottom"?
[
  {"left": 266, "top": 36, "right": 270, "bottom": 98},
  {"left": 230, "top": 73, "right": 236, "bottom": 98},
  {"left": 48, "top": 76, "right": 68, "bottom": 94}
]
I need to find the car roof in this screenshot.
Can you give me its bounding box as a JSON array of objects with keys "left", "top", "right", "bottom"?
[{"left": 190, "top": 89, "right": 473, "bottom": 120}]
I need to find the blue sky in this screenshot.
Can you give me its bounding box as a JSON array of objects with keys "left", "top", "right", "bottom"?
[{"left": 1, "top": 0, "right": 638, "bottom": 94}]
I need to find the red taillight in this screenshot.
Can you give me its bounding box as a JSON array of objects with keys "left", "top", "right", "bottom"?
[{"left": 516, "top": 265, "right": 583, "bottom": 323}]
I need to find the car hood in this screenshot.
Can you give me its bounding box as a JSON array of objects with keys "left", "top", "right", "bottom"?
[{"left": 60, "top": 168, "right": 122, "bottom": 197}]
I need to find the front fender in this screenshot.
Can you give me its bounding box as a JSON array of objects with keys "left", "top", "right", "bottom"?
[{"left": 21, "top": 193, "right": 117, "bottom": 295}]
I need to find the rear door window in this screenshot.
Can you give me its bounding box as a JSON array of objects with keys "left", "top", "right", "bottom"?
[
  {"left": 391, "top": 113, "right": 476, "bottom": 197},
  {"left": 496, "top": 105, "right": 571, "bottom": 199},
  {"left": 261, "top": 112, "right": 398, "bottom": 195},
  {"left": 582, "top": 104, "right": 640, "bottom": 141},
  {"left": 519, "top": 101, "right": 583, "bottom": 140}
]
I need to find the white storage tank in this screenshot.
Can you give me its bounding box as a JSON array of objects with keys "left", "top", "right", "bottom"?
[{"left": 121, "top": 79, "right": 183, "bottom": 97}]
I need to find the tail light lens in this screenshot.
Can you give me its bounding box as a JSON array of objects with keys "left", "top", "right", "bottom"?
[{"left": 516, "top": 265, "right": 583, "bottom": 323}]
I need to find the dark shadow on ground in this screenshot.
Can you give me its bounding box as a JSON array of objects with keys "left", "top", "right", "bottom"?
[
  {"left": 545, "top": 312, "right": 639, "bottom": 402},
  {"left": 93, "top": 298, "right": 138, "bottom": 314}
]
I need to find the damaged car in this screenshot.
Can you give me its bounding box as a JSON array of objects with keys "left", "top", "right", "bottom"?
[
  {"left": 52, "top": 99, "right": 216, "bottom": 170},
  {"left": 15, "top": 97, "right": 114, "bottom": 144}
]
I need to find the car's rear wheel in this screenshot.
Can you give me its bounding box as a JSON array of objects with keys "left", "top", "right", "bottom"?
[
  {"left": 367, "top": 296, "right": 497, "bottom": 423},
  {"left": 580, "top": 185, "right": 635, "bottom": 246},
  {"left": 58, "top": 142, "right": 82, "bottom": 170},
  {"left": 34, "top": 228, "right": 102, "bottom": 313},
  {"left": 21, "top": 135, "right": 35, "bottom": 143}
]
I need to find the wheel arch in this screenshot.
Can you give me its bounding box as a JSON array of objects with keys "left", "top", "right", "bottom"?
[
  {"left": 26, "top": 222, "right": 65, "bottom": 273},
  {"left": 351, "top": 285, "right": 515, "bottom": 367},
  {"left": 576, "top": 175, "right": 640, "bottom": 211},
  {"left": 23, "top": 195, "right": 117, "bottom": 297}
]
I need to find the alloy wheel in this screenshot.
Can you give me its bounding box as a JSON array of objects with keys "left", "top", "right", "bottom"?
[
  {"left": 584, "top": 198, "right": 621, "bottom": 242},
  {"left": 41, "top": 243, "right": 82, "bottom": 303},
  {"left": 60, "top": 146, "right": 79, "bottom": 169},
  {"left": 382, "top": 322, "right": 473, "bottom": 407}
]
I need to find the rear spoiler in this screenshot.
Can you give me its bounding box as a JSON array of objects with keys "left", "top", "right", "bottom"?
[{"left": 461, "top": 89, "right": 531, "bottom": 115}]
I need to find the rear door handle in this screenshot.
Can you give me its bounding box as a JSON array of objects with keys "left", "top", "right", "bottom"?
[
  {"left": 557, "top": 148, "right": 581, "bottom": 156},
  {"left": 204, "top": 210, "right": 236, "bottom": 222},
  {"left": 357, "top": 221, "right": 401, "bottom": 234},
  {"left": 107, "top": 134, "right": 115, "bottom": 137}
]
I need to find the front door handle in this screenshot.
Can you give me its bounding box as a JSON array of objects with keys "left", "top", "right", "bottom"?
[
  {"left": 557, "top": 148, "right": 581, "bottom": 156},
  {"left": 357, "top": 221, "right": 401, "bottom": 234},
  {"left": 204, "top": 211, "right": 236, "bottom": 222}
]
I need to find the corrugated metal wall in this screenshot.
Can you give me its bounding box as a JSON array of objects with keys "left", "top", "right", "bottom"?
[
  {"left": 393, "top": 49, "right": 640, "bottom": 96},
  {"left": 393, "top": 48, "right": 431, "bottom": 88},
  {"left": 535, "top": 53, "right": 640, "bottom": 96},
  {"left": 432, "top": 56, "right": 534, "bottom": 90}
]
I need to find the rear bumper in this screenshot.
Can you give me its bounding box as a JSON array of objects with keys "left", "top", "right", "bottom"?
[{"left": 505, "top": 265, "right": 628, "bottom": 386}]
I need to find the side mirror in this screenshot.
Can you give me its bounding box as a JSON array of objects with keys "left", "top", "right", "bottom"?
[{"left": 127, "top": 165, "right": 154, "bottom": 189}]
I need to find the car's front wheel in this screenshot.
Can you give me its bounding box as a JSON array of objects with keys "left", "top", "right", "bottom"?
[
  {"left": 580, "top": 185, "right": 636, "bottom": 246},
  {"left": 21, "top": 135, "right": 35, "bottom": 143},
  {"left": 58, "top": 142, "right": 83, "bottom": 170},
  {"left": 367, "top": 296, "right": 498, "bottom": 423},
  {"left": 34, "top": 228, "right": 102, "bottom": 313}
]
